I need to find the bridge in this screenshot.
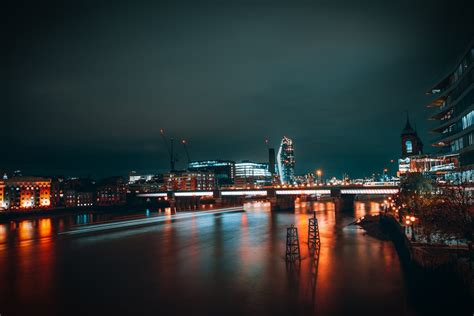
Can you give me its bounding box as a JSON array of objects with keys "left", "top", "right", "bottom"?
[{"left": 133, "top": 185, "right": 399, "bottom": 211}]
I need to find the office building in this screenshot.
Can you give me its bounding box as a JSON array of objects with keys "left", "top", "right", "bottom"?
[
  {"left": 188, "top": 160, "right": 235, "bottom": 187},
  {"left": 268, "top": 148, "right": 276, "bottom": 175},
  {"left": 234, "top": 161, "right": 272, "bottom": 187},
  {"left": 427, "top": 41, "right": 474, "bottom": 182},
  {"left": 277, "top": 136, "right": 295, "bottom": 184}
]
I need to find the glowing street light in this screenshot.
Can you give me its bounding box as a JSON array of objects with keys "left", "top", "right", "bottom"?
[{"left": 316, "top": 169, "right": 322, "bottom": 184}]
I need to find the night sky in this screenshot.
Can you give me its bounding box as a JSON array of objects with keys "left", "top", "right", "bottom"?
[{"left": 3, "top": 0, "right": 474, "bottom": 178}]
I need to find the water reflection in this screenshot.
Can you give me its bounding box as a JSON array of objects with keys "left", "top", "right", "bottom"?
[
  {"left": 0, "top": 200, "right": 469, "bottom": 316},
  {"left": 39, "top": 219, "right": 52, "bottom": 237},
  {"left": 0, "top": 224, "right": 6, "bottom": 243}
]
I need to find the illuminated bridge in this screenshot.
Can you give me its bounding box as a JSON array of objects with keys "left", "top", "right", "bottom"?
[{"left": 134, "top": 186, "right": 399, "bottom": 211}]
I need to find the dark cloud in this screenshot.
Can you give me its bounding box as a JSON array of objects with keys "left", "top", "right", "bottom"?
[{"left": 2, "top": 0, "right": 474, "bottom": 178}]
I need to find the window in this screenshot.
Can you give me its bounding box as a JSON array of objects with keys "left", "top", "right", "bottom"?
[
  {"left": 451, "top": 138, "right": 464, "bottom": 152},
  {"left": 462, "top": 110, "right": 474, "bottom": 129},
  {"left": 405, "top": 140, "right": 413, "bottom": 153}
]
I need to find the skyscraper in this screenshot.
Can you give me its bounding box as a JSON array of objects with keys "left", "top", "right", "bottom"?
[
  {"left": 427, "top": 41, "right": 474, "bottom": 182},
  {"left": 268, "top": 148, "right": 276, "bottom": 175},
  {"left": 277, "top": 136, "right": 295, "bottom": 184}
]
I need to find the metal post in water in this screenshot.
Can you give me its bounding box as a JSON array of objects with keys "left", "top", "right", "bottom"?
[
  {"left": 308, "top": 211, "right": 320, "bottom": 251},
  {"left": 286, "top": 224, "right": 301, "bottom": 262}
]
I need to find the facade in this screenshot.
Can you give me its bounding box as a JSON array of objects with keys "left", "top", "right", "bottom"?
[
  {"left": 96, "top": 176, "right": 127, "bottom": 206},
  {"left": 277, "top": 136, "right": 295, "bottom": 184},
  {"left": 51, "top": 177, "right": 96, "bottom": 208},
  {"left": 163, "top": 171, "right": 215, "bottom": 191},
  {"left": 3, "top": 177, "right": 51, "bottom": 210},
  {"left": 128, "top": 171, "right": 155, "bottom": 184},
  {"left": 398, "top": 154, "right": 459, "bottom": 176},
  {"left": 268, "top": 148, "right": 276, "bottom": 175},
  {"left": 234, "top": 161, "right": 272, "bottom": 188},
  {"left": 427, "top": 41, "right": 474, "bottom": 182},
  {"left": 65, "top": 191, "right": 94, "bottom": 207},
  {"left": 50, "top": 177, "right": 65, "bottom": 207},
  {"left": 188, "top": 160, "right": 235, "bottom": 187},
  {"left": 128, "top": 180, "right": 164, "bottom": 194}
]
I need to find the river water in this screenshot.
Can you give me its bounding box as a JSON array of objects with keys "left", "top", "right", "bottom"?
[{"left": 0, "top": 200, "right": 471, "bottom": 315}]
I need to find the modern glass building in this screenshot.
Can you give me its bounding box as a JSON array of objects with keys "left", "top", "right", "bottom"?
[
  {"left": 277, "top": 136, "right": 295, "bottom": 184},
  {"left": 234, "top": 161, "right": 272, "bottom": 187},
  {"left": 427, "top": 41, "right": 474, "bottom": 182},
  {"left": 188, "top": 160, "right": 235, "bottom": 186}
]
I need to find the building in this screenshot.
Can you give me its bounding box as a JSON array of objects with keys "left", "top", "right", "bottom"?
[
  {"left": 268, "top": 148, "right": 276, "bottom": 175},
  {"left": 128, "top": 177, "right": 164, "bottom": 194},
  {"left": 128, "top": 171, "right": 155, "bottom": 184},
  {"left": 277, "top": 136, "right": 295, "bottom": 184},
  {"left": 427, "top": 41, "right": 474, "bottom": 182},
  {"left": 65, "top": 191, "right": 95, "bottom": 207},
  {"left": 188, "top": 160, "right": 235, "bottom": 187},
  {"left": 234, "top": 161, "right": 272, "bottom": 188},
  {"left": 96, "top": 176, "right": 127, "bottom": 206},
  {"left": 398, "top": 154, "right": 459, "bottom": 176},
  {"left": 50, "top": 177, "right": 65, "bottom": 207},
  {"left": 401, "top": 115, "right": 423, "bottom": 157},
  {"left": 50, "top": 177, "right": 96, "bottom": 208},
  {"left": 163, "top": 171, "right": 215, "bottom": 191},
  {"left": 3, "top": 177, "right": 51, "bottom": 210}
]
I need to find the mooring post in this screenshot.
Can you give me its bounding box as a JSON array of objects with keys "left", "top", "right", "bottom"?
[
  {"left": 286, "top": 224, "right": 301, "bottom": 262},
  {"left": 308, "top": 211, "right": 320, "bottom": 251}
]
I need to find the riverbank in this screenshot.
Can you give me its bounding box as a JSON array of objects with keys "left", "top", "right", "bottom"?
[
  {"left": 0, "top": 204, "right": 137, "bottom": 222},
  {"left": 354, "top": 214, "right": 390, "bottom": 240},
  {"left": 358, "top": 214, "right": 474, "bottom": 299}
]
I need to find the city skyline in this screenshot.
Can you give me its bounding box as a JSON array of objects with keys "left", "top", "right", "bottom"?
[
  {"left": 1, "top": 2, "right": 474, "bottom": 315},
  {"left": 3, "top": 0, "right": 474, "bottom": 178}
]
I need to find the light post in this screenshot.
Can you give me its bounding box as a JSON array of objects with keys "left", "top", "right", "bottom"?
[
  {"left": 316, "top": 169, "right": 322, "bottom": 185},
  {"left": 410, "top": 216, "right": 416, "bottom": 241},
  {"left": 405, "top": 215, "right": 417, "bottom": 241},
  {"left": 405, "top": 218, "right": 411, "bottom": 235}
]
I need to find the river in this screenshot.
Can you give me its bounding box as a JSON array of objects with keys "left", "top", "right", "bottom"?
[{"left": 0, "top": 200, "right": 471, "bottom": 315}]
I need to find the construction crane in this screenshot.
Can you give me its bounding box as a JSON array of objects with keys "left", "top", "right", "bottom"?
[
  {"left": 160, "top": 129, "right": 176, "bottom": 172},
  {"left": 181, "top": 139, "right": 191, "bottom": 166}
]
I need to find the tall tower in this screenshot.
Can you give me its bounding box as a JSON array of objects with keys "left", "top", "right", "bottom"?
[
  {"left": 268, "top": 148, "right": 276, "bottom": 175},
  {"left": 401, "top": 114, "right": 423, "bottom": 157},
  {"left": 277, "top": 136, "right": 295, "bottom": 184}
]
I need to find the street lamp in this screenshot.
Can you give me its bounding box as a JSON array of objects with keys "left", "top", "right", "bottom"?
[
  {"left": 405, "top": 215, "right": 416, "bottom": 241},
  {"left": 316, "top": 169, "right": 322, "bottom": 184},
  {"left": 410, "top": 216, "right": 416, "bottom": 241}
]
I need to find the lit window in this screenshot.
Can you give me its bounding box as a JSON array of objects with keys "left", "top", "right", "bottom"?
[{"left": 405, "top": 140, "right": 413, "bottom": 153}]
